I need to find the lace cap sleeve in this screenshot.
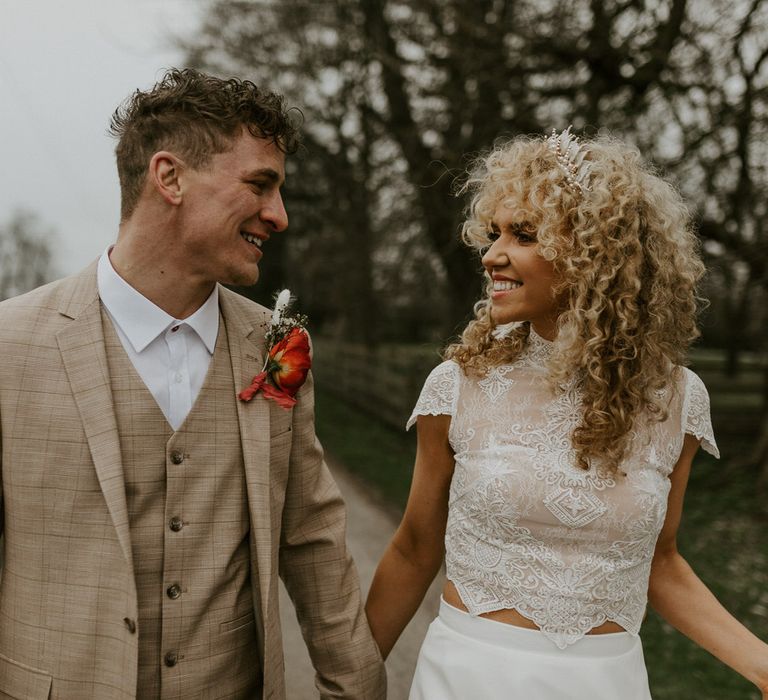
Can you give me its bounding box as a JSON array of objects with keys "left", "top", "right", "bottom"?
[
  {"left": 682, "top": 368, "right": 720, "bottom": 458},
  {"left": 406, "top": 360, "right": 460, "bottom": 431}
]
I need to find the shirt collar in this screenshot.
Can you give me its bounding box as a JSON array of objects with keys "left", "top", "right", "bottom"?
[{"left": 97, "top": 248, "right": 219, "bottom": 354}]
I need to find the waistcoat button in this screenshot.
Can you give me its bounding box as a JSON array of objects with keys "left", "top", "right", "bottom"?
[
  {"left": 170, "top": 450, "right": 184, "bottom": 465},
  {"left": 164, "top": 651, "right": 178, "bottom": 667},
  {"left": 167, "top": 584, "right": 182, "bottom": 600},
  {"left": 169, "top": 516, "right": 183, "bottom": 532},
  {"left": 123, "top": 617, "right": 136, "bottom": 634}
]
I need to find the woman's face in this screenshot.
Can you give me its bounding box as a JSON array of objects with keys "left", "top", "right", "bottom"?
[{"left": 481, "top": 203, "right": 563, "bottom": 340}]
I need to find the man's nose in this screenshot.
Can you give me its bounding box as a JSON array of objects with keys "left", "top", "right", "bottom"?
[{"left": 262, "top": 191, "right": 288, "bottom": 232}]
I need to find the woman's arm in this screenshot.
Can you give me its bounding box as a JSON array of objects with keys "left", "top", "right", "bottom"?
[
  {"left": 648, "top": 433, "right": 768, "bottom": 696},
  {"left": 365, "top": 413, "right": 455, "bottom": 659}
]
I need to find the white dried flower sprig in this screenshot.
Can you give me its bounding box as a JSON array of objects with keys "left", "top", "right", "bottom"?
[
  {"left": 271, "top": 288, "right": 291, "bottom": 327},
  {"left": 264, "top": 289, "right": 308, "bottom": 350},
  {"left": 546, "top": 126, "right": 593, "bottom": 195}
]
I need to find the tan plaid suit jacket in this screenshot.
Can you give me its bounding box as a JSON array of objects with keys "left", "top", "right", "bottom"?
[{"left": 0, "top": 263, "right": 386, "bottom": 700}]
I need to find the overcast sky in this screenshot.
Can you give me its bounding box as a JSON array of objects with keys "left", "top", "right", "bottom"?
[{"left": 0, "top": 0, "right": 205, "bottom": 277}]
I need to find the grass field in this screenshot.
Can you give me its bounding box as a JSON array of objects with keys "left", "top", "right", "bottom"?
[{"left": 315, "top": 388, "right": 768, "bottom": 699}]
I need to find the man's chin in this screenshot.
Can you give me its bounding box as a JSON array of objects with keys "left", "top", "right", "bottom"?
[{"left": 226, "top": 268, "right": 260, "bottom": 288}]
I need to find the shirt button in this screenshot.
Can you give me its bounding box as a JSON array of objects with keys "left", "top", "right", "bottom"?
[
  {"left": 174, "top": 372, "right": 183, "bottom": 383},
  {"left": 164, "top": 651, "right": 178, "bottom": 667},
  {"left": 167, "top": 583, "right": 182, "bottom": 600},
  {"left": 170, "top": 450, "right": 184, "bottom": 465},
  {"left": 169, "top": 516, "right": 183, "bottom": 532},
  {"left": 171, "top": 325, "right": 180, "bottom": 333},
  {"left": 123, "top": 617, "right": 137, "bottom": 634}
]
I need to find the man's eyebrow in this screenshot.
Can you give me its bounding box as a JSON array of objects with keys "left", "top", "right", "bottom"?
[{"left": 244, "top": 168, "right": 283, "bottom": 184}]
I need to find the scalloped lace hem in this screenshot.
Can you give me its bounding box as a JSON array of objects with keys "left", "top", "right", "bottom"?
[
  {"left": 452, "top": 581, "right": 641, "bottom": 650},
  {"left": 688, "top": 430, "right": 720, "bottom": 459},
  {"left": 405, "top": 409, "right": 451, "bottom": 431}
]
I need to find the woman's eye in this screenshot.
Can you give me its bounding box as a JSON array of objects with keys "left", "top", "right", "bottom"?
[
  {"left": 513, "top": 223, "right": 537, "bottom": 243},
  {"left": 486, "top": 230, "right": 500, "bottom": 242}
]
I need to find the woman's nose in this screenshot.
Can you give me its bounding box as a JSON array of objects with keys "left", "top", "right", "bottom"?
[{"left": 482, "top": 239, "right": 508, "bottom": 270}]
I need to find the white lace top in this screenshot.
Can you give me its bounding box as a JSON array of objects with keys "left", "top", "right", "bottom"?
[{"left": 407, "top": 330, "right": 719, "bottom": 649}]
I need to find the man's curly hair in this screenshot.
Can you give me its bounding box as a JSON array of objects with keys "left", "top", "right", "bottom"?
[
  {"left": 446, "top": 134, "right": 705, "bottom": 473},
  {"left": 110, "top": 68, "right": 301, "bottom": 220}
]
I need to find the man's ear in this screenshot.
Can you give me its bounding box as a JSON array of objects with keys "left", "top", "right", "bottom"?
[{"left": 148, "top": 151, "right": 185, "bottom": 206}]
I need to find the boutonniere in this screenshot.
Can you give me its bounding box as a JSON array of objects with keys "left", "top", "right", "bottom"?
[{"left": 237, "top": 289, "right": 311, "bottom": 409}]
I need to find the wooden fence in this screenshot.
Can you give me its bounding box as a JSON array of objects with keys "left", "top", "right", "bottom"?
[
  {"left": 312, "top": 338, "right": 767, "bottom": 444},
  {"left": 312, "top": 339, "right": 444, "bottom": 430}
]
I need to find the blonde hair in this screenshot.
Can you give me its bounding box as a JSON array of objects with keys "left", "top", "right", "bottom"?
[{"left": 446, "top": 134, "right": 705, "bottom": 473}]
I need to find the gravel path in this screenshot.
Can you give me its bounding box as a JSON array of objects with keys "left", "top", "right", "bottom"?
[{"left": 280, "top": 455, "right": 444, "bottom": 699}]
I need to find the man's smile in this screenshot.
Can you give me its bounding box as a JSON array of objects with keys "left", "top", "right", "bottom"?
[{"left": 240, "top": 231, "right": 266, "bottom": 248}]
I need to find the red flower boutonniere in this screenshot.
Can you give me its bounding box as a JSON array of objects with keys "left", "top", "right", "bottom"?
[{"left": 238, "top": 289, "right": 311, "bottom": 409}]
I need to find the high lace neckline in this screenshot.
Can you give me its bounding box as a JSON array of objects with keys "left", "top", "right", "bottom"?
[
  {"left": 523, "top": 324, "right": 554, "bottom": 366},
  {"left": 491, "top": 321, "right": 554, "bottom": 365},
  {"left": 528, "top": 325, "right": 554, "bottom": 349}
]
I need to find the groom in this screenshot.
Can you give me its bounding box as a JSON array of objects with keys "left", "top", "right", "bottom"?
[{"left": 0, "top": 69, "right": 385, "bottom": 699}]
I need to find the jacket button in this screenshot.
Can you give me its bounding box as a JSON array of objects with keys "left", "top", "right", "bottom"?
[
  {"left": 123, "top": 617, "right": 136, "bottom": 634},
  {"left": 164, "top": 651, "right": 178, "bottom": 667},
  {"left": 167, "top": 584, "right": 182, "bottom": 600},
  {"left": 170, "top": 450, "right": 184, "bottom": 465},
  {"left": 169, "top": 516, "right": 183, "bottom": 532}
]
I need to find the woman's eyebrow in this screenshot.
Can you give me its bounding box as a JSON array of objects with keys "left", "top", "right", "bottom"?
[{"left": 493, "top": 220, "right": 533, "bottom": 231}]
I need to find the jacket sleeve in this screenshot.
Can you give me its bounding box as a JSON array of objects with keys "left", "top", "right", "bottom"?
[{"left": 277, "top": 367, "right": 387, "bottom": 700}]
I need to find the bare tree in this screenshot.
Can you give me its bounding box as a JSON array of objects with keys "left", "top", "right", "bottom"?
[
  {"left": 0, "top": 210, "right": 56, "bottom": 301},
  {"left": 184, "top": 0, "right": 767, "bottom": 343}
]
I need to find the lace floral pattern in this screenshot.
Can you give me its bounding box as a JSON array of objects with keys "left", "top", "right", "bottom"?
[{"left": 407, "top": 334, "right": 719, "bottom": 649}]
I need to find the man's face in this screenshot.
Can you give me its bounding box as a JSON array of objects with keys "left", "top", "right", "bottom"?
[{"left": 177, "top": 128, "right": 288, "bottom": 287}]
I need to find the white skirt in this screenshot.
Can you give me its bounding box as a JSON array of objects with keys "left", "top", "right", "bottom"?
[{"left": 409, "top": 599, "right": 652, "bottom": 700}]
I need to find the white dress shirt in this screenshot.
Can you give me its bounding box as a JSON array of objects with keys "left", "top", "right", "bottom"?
[{"left": 97, "top": 249, "right": 219, "bottom": 430}]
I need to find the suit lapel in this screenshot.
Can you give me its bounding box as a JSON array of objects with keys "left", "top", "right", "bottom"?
[
  {"left": 219, "top": 289, "right": 274, "bottom": 632},
  {"left": 55, "top": 265, "right": 134, "bottom": 579}
]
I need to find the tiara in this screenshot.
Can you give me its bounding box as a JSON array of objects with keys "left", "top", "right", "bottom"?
[{"left": 546, "top": 126, "right": 592, "bottom": 195}]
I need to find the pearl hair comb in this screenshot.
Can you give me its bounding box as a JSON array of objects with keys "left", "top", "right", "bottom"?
[{"left": 546, "top": 126, "right": 592, "bottom": 195}]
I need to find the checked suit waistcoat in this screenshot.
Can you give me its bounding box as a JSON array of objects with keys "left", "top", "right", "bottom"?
[{"left": 103, "top": 309, "right": 261, "bottom": 699}]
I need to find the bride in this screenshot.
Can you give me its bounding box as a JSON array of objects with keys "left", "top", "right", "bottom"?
[{"left": 365, "top": 129, "right": 768, "bottom": 699}]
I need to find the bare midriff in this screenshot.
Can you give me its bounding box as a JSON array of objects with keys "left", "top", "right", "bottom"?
[{"left": 443, "top": 580, "right": 627, "bottom": 635}]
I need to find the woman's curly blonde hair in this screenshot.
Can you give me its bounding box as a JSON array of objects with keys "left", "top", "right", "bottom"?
[{"left": 446, "top": 134, "right": 706, "bottom": 473}]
